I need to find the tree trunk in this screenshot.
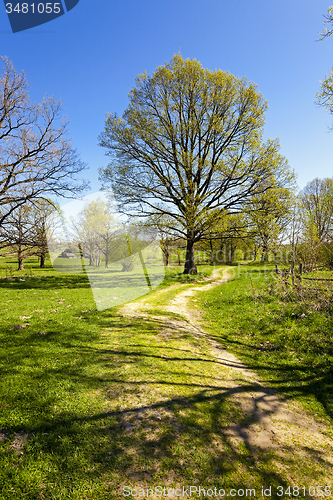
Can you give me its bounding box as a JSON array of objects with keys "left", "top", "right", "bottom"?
[
  {"left": 105, "top": 241, "right": 109, "bottom": 268},
  {"left": 261, "top": 238, "right": 269, "bottom": 262},
  {"left": 17, "top": 244, "right": 24, "bottom": 271},
  {"left": 177, "top": 249, "right": 181, "bottom": 266},
  {"left": 18, "top": 257, "right": 24, "bottom": 271},
  {"left": 209, "top": 239, "right": 214, "bottom": 265},
  {"left": 164, "top": 248, "right": 169, "bottom": 266},
  {"left": 228, "top": 243, "right": 234, "bottom": 264},
  {"left": 183, "top": 239, "right": 197, "bottom": 274},
  {"left": 40, "top": 253, "right": 46, "bottom": 268},
  {"left": 291, "top": 259, "right": 295, "bottom": 285},
  {"left": 262, "top": 248, "right": 269, "bottom": 262}
]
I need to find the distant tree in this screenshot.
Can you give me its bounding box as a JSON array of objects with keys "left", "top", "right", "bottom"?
[
  {"left": 0, "top": 199, "right": 59, "bottom": 269},
  {"left": 99, "top": 55, "right": 293, "bottom": 274},
  {"left": 0, "top": 57, "right": 88, "bottom": 226},
  {"left": 300, "top": 178, "right": 333, "bottom": 242},
  {"left": 199, "top": 229, "right": 217, "bottom": 265},
  {"left": 153, "top": 226, "right": 173, "bottom": 267},
  {"left": 296, "top": 178, "right": 333, "bottom": 269},
  {"left": 142, "top": 213, "right": 179, "bottom": 267},
  {"left": 71, "top": 199, "right": 119, "bottom": 267},
  {"left": 31, "top": 200, "right": 58, "bottom": 268},
  {"left": 215, "top": 213, "right": 249, "bottom": 263},
  {"left": 247, "top": 183, "right": 295, "bottom": 261},
  {"left": 286, "top": 198, "right": 303, "bottom": 271},
  {"left": 0, "top": 203, "right": 34, "bottom": 270}
]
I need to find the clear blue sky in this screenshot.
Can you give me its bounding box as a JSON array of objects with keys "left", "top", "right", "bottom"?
[{"left": 1, "top": 0, "right": 332, "bottom": 198}]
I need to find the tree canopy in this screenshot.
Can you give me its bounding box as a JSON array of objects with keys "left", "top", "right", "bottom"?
[{"left": 99, "top": 55, "right": 294, "bottom": 273}]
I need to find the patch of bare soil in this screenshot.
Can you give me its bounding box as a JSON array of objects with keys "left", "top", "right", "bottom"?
[
  {"left": 119, "top": 267, "right": 333, "bottom": 484},
  {"left": 11, "top": 432, "right": 29, "bottom": 453}
]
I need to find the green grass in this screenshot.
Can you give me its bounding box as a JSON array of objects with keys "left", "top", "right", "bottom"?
[
  {"left": 199, "top": 263, "right": 333, "bottom": 423},
  {"left": 1, "top": 256, "right": 332, "bottom": 498},
  {"left": 0, "top": 257, "right": 263, "bottom": 499}
]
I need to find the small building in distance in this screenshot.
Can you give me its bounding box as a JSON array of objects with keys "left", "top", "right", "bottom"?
[{"left": 61, "top": 249, "right": 76, "bottom": 259}]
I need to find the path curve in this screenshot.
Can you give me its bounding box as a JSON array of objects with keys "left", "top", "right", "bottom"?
[{"left": 119, "top": 267, "right": 333, "bottom": 481}]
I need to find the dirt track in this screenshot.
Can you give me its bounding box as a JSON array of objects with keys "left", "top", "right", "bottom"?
[{"left": 119, "top": 268, "right": 333, "bottom": 485}]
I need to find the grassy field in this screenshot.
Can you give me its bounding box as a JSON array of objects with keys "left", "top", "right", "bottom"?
[
  {"left": 0, "top": 256, "right": 239, "bottom": 499},
  {"left": 199, "top": 263, "right": 333, "bottom": 422},
  {"left": 1, "top": 256, "right": 333, "bottom": 499}
]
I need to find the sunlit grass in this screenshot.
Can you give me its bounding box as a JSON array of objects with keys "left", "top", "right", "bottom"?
[
  {"left": 0, "top": 257, "right": 284, "bottom": 498},
  {"left": 1, "top": 256, "right": 332, "bottom": 498},
  {"left": 199, "top": 263, "right": 333, "bottom": 422}
]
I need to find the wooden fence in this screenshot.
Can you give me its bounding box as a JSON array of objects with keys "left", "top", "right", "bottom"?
[{"left": 275, "top": 264, "right": 333, "bottom": 282}]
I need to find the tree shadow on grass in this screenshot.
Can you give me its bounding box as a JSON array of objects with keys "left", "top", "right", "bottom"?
[
  {"left": 202, "top": 273, "right": 333, "bottom": 424},
  {"left": 206, "top": 330, "right": 333, "bottom": 422},
  {"left": 0, "top": 267, "right": 164, "bottom": 294},
  {"left": 0, "top": 274, "right": 92, "bottom": 290},
  {"left": 0, "top": 311, "right": 332, "bottom": 498}
]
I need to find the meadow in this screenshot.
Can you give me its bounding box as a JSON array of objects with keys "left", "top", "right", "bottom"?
[
  {"left": 199, "top": 264, "right": 333, "bottom": 420},
  {"left": 0, "top": 254, "right": 333, "bottom": 499}
]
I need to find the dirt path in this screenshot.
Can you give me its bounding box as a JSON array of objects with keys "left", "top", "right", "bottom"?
[{"left": 119, "top": 268, "right": 333, "bottom": 486}]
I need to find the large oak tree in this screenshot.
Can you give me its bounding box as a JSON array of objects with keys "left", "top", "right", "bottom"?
[{"left": 99, "top": 55, "right": 292, "bottom": 274}]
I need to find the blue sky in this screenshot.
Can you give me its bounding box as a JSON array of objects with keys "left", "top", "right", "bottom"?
[{"left": 1, "top": 0, "right": 333, "bottom": 200}]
